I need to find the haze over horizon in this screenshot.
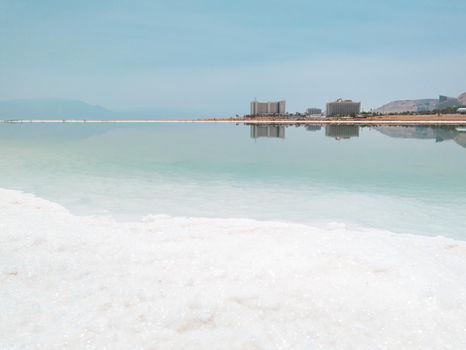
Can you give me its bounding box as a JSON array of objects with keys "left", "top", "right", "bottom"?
[{"left": 1, "top": 0, "right": 465, "bottom": 116}]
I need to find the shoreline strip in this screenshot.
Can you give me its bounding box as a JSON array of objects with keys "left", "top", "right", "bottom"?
[{"left": 2, "top": 118, "right": 466, "bottom": 126}]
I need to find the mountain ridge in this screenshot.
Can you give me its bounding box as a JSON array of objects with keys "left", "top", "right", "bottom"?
[
  {"left": 375, "top": 93, "right": 465, "bottom": 113},
  {"left": 0, "top": 98, "right": 117, "bottom": 119},
  {"left": 0, "top": 98, "right": 201, "bottom": 120}
]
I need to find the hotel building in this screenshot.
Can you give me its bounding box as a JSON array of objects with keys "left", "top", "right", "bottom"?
[
  {"left": 250, "top": 100, "right": 286, "bottom": 115},
  {"left": 326, "top": 99, "right": 361, "bottom": 117},
  {"left": 306, "top": 108, "right": 322, "bottom": 115}
]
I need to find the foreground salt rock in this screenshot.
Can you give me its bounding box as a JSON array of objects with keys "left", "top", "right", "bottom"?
[{"left": 1, "top": 189, "right": 466, "bottom": 350}]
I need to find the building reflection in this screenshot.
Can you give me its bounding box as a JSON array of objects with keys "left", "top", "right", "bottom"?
[
  {"left": 375, "top": 126, "right": 466, "bottom": 149},
  {"left": 250, "top": 125, "right": 285, "bottom": 139},
  {"left": 305, "top": 125, "right": 322, "bottom": 132},
  {"left": 325, "top": 125, "right": 360, "bottom": 140},
  {"left": 247, "top": 124, "right": 466, "bottom": 149}
]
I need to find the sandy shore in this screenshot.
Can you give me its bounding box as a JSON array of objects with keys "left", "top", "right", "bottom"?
[{"left": 1, "top": 114, "right": 466, "bottom": 125}]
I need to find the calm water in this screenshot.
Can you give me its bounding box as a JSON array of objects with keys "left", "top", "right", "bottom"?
[{"left": 1, "top": 123, "right": 465, "bottom": 239}]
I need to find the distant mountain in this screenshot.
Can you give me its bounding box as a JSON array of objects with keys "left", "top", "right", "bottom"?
[
  {"left": 375, "top": 99, "right": 438, "bottom": 113},
  {"left": 458, "top": 92, "right": 466, "bottom": 106},
  {"left": 375, "top": 93, "right": 465, "bottom": 113},
  {"left": 0, "top": 98, "right": 203, "bottom": 120},
  {"left": 0, "top": 98, "right": 119, "bottom": 120}
]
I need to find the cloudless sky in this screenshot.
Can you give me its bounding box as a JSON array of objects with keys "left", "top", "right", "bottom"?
[{"left": 1, "top": 0, "right": 465, "bottom": 115}]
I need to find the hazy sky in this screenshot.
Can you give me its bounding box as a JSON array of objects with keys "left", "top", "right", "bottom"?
[{"left": 1, "top": 0, "right": 465, "bottom": 115}]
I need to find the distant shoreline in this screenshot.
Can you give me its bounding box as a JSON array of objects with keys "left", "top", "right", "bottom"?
[{"left": 1, "top": 114, "right": 466, "bottom": 126}]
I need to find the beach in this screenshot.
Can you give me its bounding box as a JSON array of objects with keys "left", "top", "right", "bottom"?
[{"left": 2, "top": 188, "right": 466, "bottom": 349}]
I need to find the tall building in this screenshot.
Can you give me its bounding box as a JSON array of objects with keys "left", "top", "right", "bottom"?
[
  {"left": 250, "top": 100, "right": 286, "bottom": 115},
  {"left": 306, "top": 108, "right": 322, "bottom": 115},
  {"left": 437, "top": 95, "right": 461, "bottom": 110},
  {"left": 326, "top": 99, "right": 361, "bottom": 117},
  {"left": 250, "top": 125, "right": 285, "bottom": 139}
]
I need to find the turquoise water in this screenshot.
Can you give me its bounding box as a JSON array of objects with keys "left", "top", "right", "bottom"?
[{"left": 1, "top": 123, "right": 465, "bottom": 239}]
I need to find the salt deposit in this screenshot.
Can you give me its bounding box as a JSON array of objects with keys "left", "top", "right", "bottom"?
[{"left": 1, "top": 188, "right": 466, "bottom": 349}]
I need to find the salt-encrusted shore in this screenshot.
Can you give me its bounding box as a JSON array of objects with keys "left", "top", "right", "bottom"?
[{"left": 1, "top": 188, "right": 466, "bottom": 349}]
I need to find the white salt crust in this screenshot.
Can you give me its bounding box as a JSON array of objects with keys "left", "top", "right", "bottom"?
[{"left": 1, "top": 189, "right": 466, "bottom": 350}]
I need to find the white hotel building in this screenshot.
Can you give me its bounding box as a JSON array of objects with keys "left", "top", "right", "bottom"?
[
  {"left": 250, "top": 100, "right": 286, "bottom": 116},
  {"left": 326, "top": 99, "right": 361, "bottom": 117}
]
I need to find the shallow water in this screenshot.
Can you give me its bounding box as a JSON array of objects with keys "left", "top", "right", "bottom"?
[{"left": 0, "top": 123, "right": 465, "bottom": 239}]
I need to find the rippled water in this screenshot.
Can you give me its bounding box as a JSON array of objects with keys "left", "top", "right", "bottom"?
[{"left": 1, "top": 123, "right": 465, "bottom": 238}]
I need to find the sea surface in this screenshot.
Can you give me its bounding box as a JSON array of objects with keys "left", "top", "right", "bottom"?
[{"left": 1, "top": 123, "right": 466, "bottom": 239}]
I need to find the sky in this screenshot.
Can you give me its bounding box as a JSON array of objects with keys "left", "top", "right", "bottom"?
[{"left": 0, "top": 0, "right": 465, "bottom": 116}]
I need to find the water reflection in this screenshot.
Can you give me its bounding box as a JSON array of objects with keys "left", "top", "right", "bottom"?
[
  {"left": 0, "top": 123, "right": 114, "bottom": 141},
  {"left": 247, "top": 124, "right": 466, "bottom": 149},
  {"left": 325, "top": 125, "right": 360, "bottom": 140},
  {"left": 375, "top": 126, "right": 466, "bottom": 149},
  {"left": 305, "top": 125, "right": 322, "bottom": 132},
  {"left": 250, "top": 125, "right": 285, "bottom": 139}
]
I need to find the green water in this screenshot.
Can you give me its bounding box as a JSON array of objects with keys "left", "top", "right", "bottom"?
[{"left": 0, "top": 123, "right": 465, "bottom": 238}]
